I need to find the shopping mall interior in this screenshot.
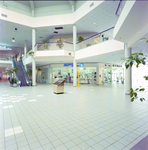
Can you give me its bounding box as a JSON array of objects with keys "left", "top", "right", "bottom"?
[{"left": 0, "top": 1, "right": 148, "bottom": 150}]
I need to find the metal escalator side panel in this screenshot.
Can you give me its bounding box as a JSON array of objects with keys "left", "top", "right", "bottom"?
[
  {"left": 20, "top": 61, "right": 30, "bottom": 86},
  {"left": 12, "top": 60, "right": 21, "bottom": 86}
]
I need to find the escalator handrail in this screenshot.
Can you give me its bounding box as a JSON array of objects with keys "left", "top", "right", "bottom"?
[{"left": 12, "top": 59, "right": 21, "bottom": 86}]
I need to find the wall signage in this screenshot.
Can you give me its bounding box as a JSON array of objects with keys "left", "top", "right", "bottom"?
[
  {"left": 64, "top": 63, "right": 73, "bottom": 67},
  {"left": 0, "top": 46, "right": 12, "bottom": 51},
  {"left": 63, "top": 63, "right": 81, "bottom": 67},
  {"left": 105, "top": 64, "right": 122, "bottom": 67}
]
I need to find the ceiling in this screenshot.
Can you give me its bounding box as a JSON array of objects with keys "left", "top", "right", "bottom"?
[
  {"left": 0, "top": 1, "right": 120, "bottom": 57},
  {"left": 17, "top": 1, "right": 72, "bottom": 9},
  {"left": 1, "top": 1, "right": 147, "bottom": 70}
]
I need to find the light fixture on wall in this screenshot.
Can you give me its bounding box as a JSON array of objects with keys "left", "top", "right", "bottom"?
[{"left": 12, "top": 38, "right": 15, "bottom": 42}]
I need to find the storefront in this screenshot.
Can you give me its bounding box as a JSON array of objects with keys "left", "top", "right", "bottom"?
[
  {"left": 103, "top": 67, "right": 124, "bottom": 84},
  {"left": 43, "top": 63, "right": 124, "bottom": 85},
  {"left": 51, "top": 64, "right": 97, "bottom": 84}
]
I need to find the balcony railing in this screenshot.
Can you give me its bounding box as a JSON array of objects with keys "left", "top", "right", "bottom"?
[
  {"left": 24, "top": 27, "right": 114, "bottom": 59},
  {"left": 115, "top": 0, "right": 126, "bottom": 16},
  {"left": 76, "top": 27, "right": 114, "bottom": 50},
  {"left": 34, "top": 41, "right": 73, "bottom": 52},
  {"left": 0, "top": 55, "right": 12, "bottom": 61}
]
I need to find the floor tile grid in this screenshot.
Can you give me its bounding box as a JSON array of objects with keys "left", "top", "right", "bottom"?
[
  {"left": 4, "top": 97, "right": 20, "bottom": 150},
  {"left": 36, "top": 97, "right": 146, "bottom": 150},
  {"left": 12, "top": 92, "right": 80, "bottom": 150},
  {"left": 8, "top": 91, "right": 106, "bottom": 150},
  {"left": 0, "top": 99, "right": 5, "bottom": 150},
  {"left": 9, "top": 94, "right": 53, "bottom": 150},
  {"left": 120, "top": 123, "right": 148, "bottom": 150},
  {"left": 3, "top": 94, "right": 29, "bottom": 150},
  {"left": 20, "top": 99, "right": 93, "bottom": 150},
  {"left": 0, "top": 83, "right": 148, "bottom": 150}
]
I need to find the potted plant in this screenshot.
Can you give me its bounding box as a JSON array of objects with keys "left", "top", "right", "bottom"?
[
  {"left": 56, "top": 38, "right": 64, "bottom": 49},
  {"left": 103, "top": 37, "right": 109, "bottom": 41},
  {"left": 29, "top": 52, "right": 34, "bottom": 56},
  {"left": 78, "top": 36, "right": 84, "bottom": 42},
  {"left": 27, "top": 69, "right": 32, "bottom": 86},
  {"left": 86, "top": 44, "right": 91, "bottom": 47},
  {"left": 10, "top": 78, "right": 18, "bottom": 87},
  {"left": 5, "top": 67, "right": 18, "bottom": 78},
  {"left": 42, "top": 40, "right": 50, "bottom": 50},
  {"left": 78, "top": 36, "right": 84, "bottom": 49}
]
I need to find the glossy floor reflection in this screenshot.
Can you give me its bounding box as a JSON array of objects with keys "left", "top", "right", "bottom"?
[{"left": 0, "top": 82, "right": 148, "bottom": 150}]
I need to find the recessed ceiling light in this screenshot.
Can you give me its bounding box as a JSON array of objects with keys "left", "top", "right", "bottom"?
[{"left": 94, "top": 23, "right": 96, "bottom": 24}]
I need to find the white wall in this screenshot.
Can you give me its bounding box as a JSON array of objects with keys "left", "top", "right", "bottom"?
[
  {"left": 75, "top": 40, "right": 124, "bottom": 60},
  {"left": 113, "top": 1, "right": 135, "bottom": 39},
  {"left": 35, "top": 4, "right": 72, "bottom": 17}
]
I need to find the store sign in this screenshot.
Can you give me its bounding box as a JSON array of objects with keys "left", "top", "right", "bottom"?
[
  {"left": 0, "top": 46, "right": 12, "bottom": 51},
  {"left": 64, "top": 63, "right": 73, "bottom": 67},
  {"left": 105, "top": 64, "right": 122, "bottom": 67},
  {"left": 64, "top": 63, "right": 80, "bottom": 67},
  {"left": 80, "top": 63, "right": 84, "bottom": 67}
]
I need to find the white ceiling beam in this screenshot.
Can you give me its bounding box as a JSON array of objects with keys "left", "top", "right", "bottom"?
[{"left": 29, "top": 1, "right": 34, "bottom": 10}]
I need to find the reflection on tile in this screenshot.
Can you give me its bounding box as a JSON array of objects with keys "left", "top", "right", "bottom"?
[
  {"left": 3, "top": 100, "right": 11, "bottom": 102},
  {"left": 5, "top": 126, "right": 23, "bottom": 137},
  {"left": 29, "top": 99, "right": 36, "bottom": 102},
  {"left": 37, "top": 95, "right": 43, "bottom": 97},
  {"left": 3, "top": 105, "right": 13, "bottom": 109}
]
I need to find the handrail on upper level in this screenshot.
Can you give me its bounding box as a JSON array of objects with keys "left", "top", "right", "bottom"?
[{"left": 25, "top": 26, "right": 114, "bottom": 57}]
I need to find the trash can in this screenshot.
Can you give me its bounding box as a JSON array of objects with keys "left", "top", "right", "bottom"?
[{"left": 53, "top": 79, "right": 65, "bottom": 94}]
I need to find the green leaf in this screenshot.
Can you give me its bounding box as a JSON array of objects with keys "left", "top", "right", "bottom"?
[
  {"left": 139, "top": 88, "right": 145, "bottom": 91},
  {"left": 130, "top": 88, "right": 133, "bottom": 92},
  {"left": 131, "top": 97, "right": 135, "bottom": 102},
  {"left": 140, "top": 98, "right": 145, "bottom": 102},
  {"left": 133, "top": 92, "right": 137, "bottom": 97},
  {"left": 140, "top": 38, "right": 146, "bottom": 40},
  {"left": 130, "top": 93, "right": 133, "bottom": 97}
]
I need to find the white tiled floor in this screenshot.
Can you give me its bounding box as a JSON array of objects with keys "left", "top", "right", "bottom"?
[{"left": 0, "top": 82, "right": 148, "bottom": 150}]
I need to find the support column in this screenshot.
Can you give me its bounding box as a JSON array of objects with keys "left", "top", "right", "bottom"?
[
  {"left": 32, "top": 29, "right": 36, "bottom": 86},
  {"left": 49, "top": 67, "right": 53, "bottom": 84},
  {"left": 125, "top": 43, "right": 132, "bottom": 95},
  {"left": 96, "top": 63, "right": 104, "bottom": 85},
  {"left": 73, "top": 25, "right": 77, "bottom": 87},
  {"left": 24, "top": 40, "right": 27, "bottom": 70},
  {"left": 99, "top": 35, "right": 103, "bottom": 43},
  {"left": 19, "top": 47, "right": 22, "bottom": 61}
]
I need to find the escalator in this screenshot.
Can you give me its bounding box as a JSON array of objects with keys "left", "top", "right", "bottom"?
[{"left": 12, "top": 59, "right": 30, "bottom": 86}]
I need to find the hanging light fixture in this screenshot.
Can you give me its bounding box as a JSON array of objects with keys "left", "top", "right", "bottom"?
[{"left": 12, "top": 38, "right": 15, "bottom": 42}]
